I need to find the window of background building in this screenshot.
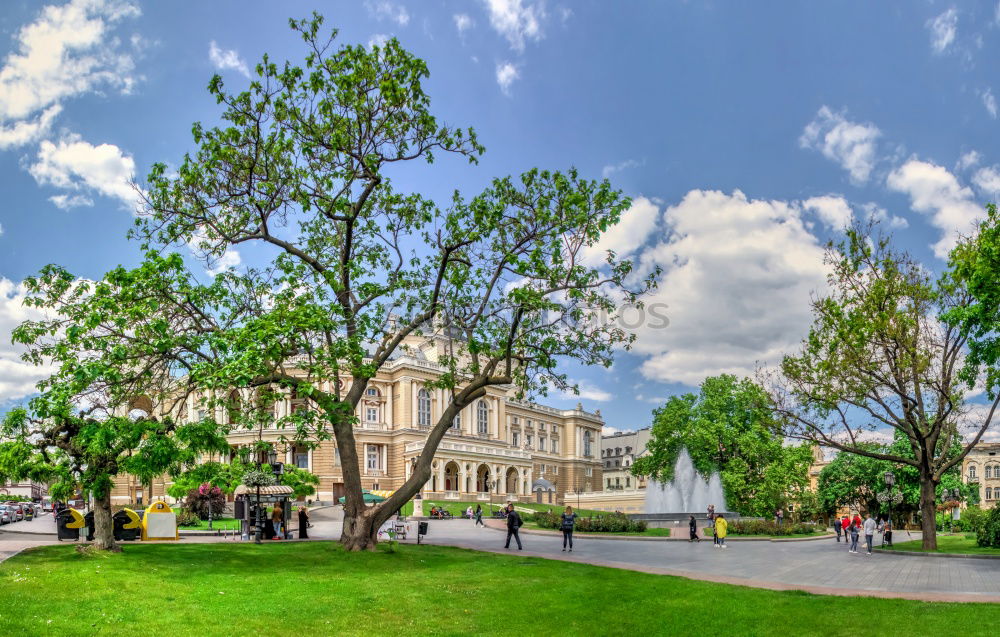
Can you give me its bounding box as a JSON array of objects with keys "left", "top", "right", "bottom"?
[
  {"left": 512, "top": 431, "right": 520, "bottom": 447},
  {"left": 417, "top": 388, "right": 431, "bottom": 426},
  {"left": 969, "top": 465, "right": 978, "bottom": 479},
  {"left": 584, "top": 430, "right": 593, "bottom": 457},
  {"left": 539, "top": 437, "right": 546, "bottom": 451},
  {"left": 526, "top": 434, "right": 533, "bottom": 448},
  {"left": 585, "top": 467, "right": 593, "bottom": 477},
  {"left": 988, "top": 466, "right": 993, "bottom": 479},
  {"left": 366, "top": 407, "right": 378, "bottom": 423},
  {"left": 294, "top": 447, "right": 309, "bottom": 469},
  {"left": 366, "top": 445, "right": 380, "bottom": 472},
  {"left": 334, "top": 448, "right": 341, "bottom": 466},
  {"left": 477, "top": 400, "right": 489, "bottom": 434},
  {"left": 366, "top": 387, "right": 379, "bottom": 396}
]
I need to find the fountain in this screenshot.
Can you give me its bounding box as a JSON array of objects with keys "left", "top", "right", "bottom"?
[{"left": 631, "top": 448, "right": 738, "bottom": 528}]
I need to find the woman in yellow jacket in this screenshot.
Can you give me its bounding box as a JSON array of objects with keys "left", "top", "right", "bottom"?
[{"left": 714, "top": 514, "right": 728, "bottom": 549}]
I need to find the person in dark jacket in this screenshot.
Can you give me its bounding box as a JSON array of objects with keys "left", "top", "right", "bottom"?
[
  {"left": 561, "top": 506, "right": 578, "bottom": 551},
  {"left": 689, "top": 515, "right": 701, "bottom": 542},
  {"left": 504, "top": 504, "right": 523, "bottom": 550},
  {"left": 298, "top": 506, "right": 309, "bottom": 539},
  {"left": 834, "top": 516, "right": 842, "bottom": 542},
  {"left": 474, "top": 504, "right": 484, "bottom": 527}
]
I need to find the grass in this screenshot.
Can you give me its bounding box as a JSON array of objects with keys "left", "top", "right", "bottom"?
[
  {"left": 0, "top": 542, "right": 996, "bottom": 636},
  {"left": 176, "top": 517, "right": 240, "bottom": 531},
  {"left": 878, "top": 533, "right": 1000, "bottom": 555}
]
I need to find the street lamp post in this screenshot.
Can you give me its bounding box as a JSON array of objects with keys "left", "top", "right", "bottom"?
[{"left": 883, "top": 471, "right": 895, "bottom": 548}]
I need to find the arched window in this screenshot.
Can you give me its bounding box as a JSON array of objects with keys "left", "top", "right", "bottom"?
[
  {"left": 988, "top": 466, "right": 994, "bottom": 479},
  {"left": 366, "top": 387, "right": 380, "bottom": 397},
  {"left": 584, "top": 430, "right": 593, "bottom": 457},
  {"left": 477, "top": 400, "right": 489, "bottom": 435},
  {"left": 452, "top": 412, "right": 461, "bottom": 430},
  {"left": 417, "top": 388, "right": 431, "bottom": 427},
  {"left": 986, "top": 487, "right": 993, "bottom": 500},
  {"left": 969, "top": 465, "right": 978, "bottom": 479}
]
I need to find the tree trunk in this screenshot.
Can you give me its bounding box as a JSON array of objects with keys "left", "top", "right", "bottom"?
[
  {"left": 918, "top": 473, "right": 938, "bottom": 551},
  {"left": 92, "top": 491, "right": 120, "bottom": 552},
  {"left": 340, "top": 506, "right": 380, "bottom": 551}
]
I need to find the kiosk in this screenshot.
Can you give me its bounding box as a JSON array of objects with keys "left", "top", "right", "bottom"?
[{"left": 234, "top": 484, "right": 293, "bottom": 541}]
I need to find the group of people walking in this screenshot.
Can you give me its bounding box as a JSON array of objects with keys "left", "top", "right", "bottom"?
[
  {"left": 833, "top": 513, "right": 890, "bottom": 555},
  {"left": 502, "top": 504, "right": 579, "bottom": 552},
  {"left": 690, "top": 506, "right": 728, "bottom": 548}
]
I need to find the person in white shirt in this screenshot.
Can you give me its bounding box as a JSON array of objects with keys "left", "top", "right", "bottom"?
[{"left": 863, "top": 514, "right": 877, "bottom": 555}]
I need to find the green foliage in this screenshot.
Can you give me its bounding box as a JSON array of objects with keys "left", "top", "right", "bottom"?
[
  {"left": 183, "top": 484, "right": 226, "bottom": 520},
  {"left": 958, "top": 505, "right": 988, "bottom": 536},
  {"left": 175, "top": 509, "right": 201, "bottom": 527},
  {"left": 280, "top": 466, "right": 320, "bottom": 498},
  {"left": 631, "top": 375, "right": 813, "bottom": 516},
  {"left": 977, "top": 506, "right": 1000, "bottom": 548},
  {"left": 531, "top": 511, "right": 646, "bottom": 533},
  {"left": 241, "top": 469, "right": 276, "bottom": 488},
  {"left": 727, "top": 520, "right": 820, "bottom": 536}
]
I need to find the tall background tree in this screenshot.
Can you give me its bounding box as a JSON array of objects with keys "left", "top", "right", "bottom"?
[
  {"left": 766, "top": 224, "right": 999, "bottom": 549},
  {"left": 5, "top": 15, "right": 655, "bottom": 551},
  {"left": 631, "top": 374, "right": 814, "bottom": 516}
]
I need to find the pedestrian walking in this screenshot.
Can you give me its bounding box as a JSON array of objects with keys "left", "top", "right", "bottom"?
[
  {"left": 474, "top": 504, "right": 484, "bottom": 527},
  {"left": 708, "top": 505, "right": 718, "bottom": 546},
  {"left": 504, "top": 504, "right": 523, "bottom": 550},
  {"left": 863, "top": 514, "right": 876, "bottom": 555},
  {"left": 561, "top": 506, "right": 578, "bottom": 552},
  {"left": 834, "top": 516, "right": 842, "bottom": 542},
  {"left": 776, "top": 508, "right": 784, "bottom": 527},
  {"left": 689, "top": 515, "right": 701, "bottom": 542},
  {"left": 714, "top": 514, "right": 728, "bottom": 549},
  {"left": 841, "top": 515, "right": 850, "bottom": 549},
  {"left": 883, "top": 517, "right": 893, "bottom": 547},
  {"left": 271, "top": 504, "right": 284, "bottom": 540},
  {"left": 848, "top": 518, "right": 860, "bottom": 553},
  {"left": 298, "top": 506, "right": 309, "bottom": 539}
]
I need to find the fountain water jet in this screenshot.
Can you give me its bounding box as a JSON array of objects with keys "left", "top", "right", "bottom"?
[{"left": 643, "top": 448, "right": 728, "bottom": 514}]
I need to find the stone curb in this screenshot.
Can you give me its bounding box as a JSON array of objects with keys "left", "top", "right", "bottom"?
[
  {"left": 874, "top": 548, "right": 1000, "bottom": 560},
  {"left": 482, "top": 519, "right": 834, "bottom": 542}
]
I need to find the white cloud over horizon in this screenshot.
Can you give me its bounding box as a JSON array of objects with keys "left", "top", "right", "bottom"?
[
  {"left": 800, "top": 106, "right": 881, "bottom": 184},
  {"left": 0, "top": 278, "right": 55, "bottom": 404},
  {"left": 483, "top": 0, "right": 544, "bottom": 51},
  {"left": 29, "top": 134, "right": 139, "bottom": 211},
  {"left": 208, "top": 41, "right": 249, "bottom": 77}
]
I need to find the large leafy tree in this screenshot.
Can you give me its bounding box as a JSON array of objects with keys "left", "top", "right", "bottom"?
[
  {"left": 8, "top": 15, "right": 654, "bottom": 551},
  {"left": 631, "top": 375, "right": 813, "bottom": 516},
  {"left": 766, "top": 223, "right": 999, "bottom": 550}
]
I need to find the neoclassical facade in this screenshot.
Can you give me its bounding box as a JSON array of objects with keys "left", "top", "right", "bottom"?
[
  {"left": 962, "top": 442, "right": 1000, "bottom": 511},
  {"left": 112, "top": 334, "right": 604, "bottom": 506}
]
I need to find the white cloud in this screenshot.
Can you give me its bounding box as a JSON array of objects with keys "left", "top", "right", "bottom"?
[
  {"left": 927, "top": 7, "right": 958, "bottom": 54},
  {"left": 972, "top": 165, "right": 1000, "bottom": 197},
  {"left": 886, "top": 159, "right": 984, "bottom": 258},
  {"left": 981, "top": 88, "right": 998, "bottom": 119},
  {"left": 208, "top": 41, "right": 249, "bottom": 78},
  {"left": 582, "top": 196, "right": 660, "bottom": 266},
  {"left": 631, "top": 190, "right": 830, "bottom": 386},
  {"left": 601, "top": 425, "right": 620, "bottom": 436},
  {"left": 0, "top": 104, "right": 61, "bottom": 150},
  {"left": 205, "top": 249, "right": 242, "bottom": 277},
  {"left": 802, "top": 195, "right": 853, "bottom": 230},
  {"left": 561, "top": 379, "right": 612, "bottom": 402},
  {"left": 602, "top": 159, "right": 642, "bottom": 178},
  {"left": 800, "top": 106, "right": 881, "bottom": 184},
  {"left": 29, "top": 135, "right": 138, "bottom": 210},
  {"left": 366, "top": 0, "right": 409, "bottom": 27},
  {"left": 453, "top": 14, "right": 474, "bottom": 34},
  {"left": 483, "top": 0, "right": 544, "bottom": 51},
  {"left": 0, "top": 278, "right": 55, "bottom": 404},
  {"left": 862, "top": 202, "right": 908, "bottom": 229},
  {"left": 495, "top": 61, "right": 519, "bottom": 95},
  {"left": 367, "top": 33, "right": 391, "bottom": 49},
  {"left": 0, "top": 0, "right": 140, "bottom": 143},
  {"left": 957, "top": 150, "right": 981, "bottom": 171}
]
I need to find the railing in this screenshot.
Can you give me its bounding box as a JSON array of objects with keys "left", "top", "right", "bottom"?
[
  {"left": 358, "top": 422, "right": 391, "bottom": 432},
  {"left": 405, "top": 440, "right": 531, "bottom": 460},
  {"left": 365, "top": 469, "right": 386, "bottom": 477},
  {"left": 443, "top": 491, "right": 460, "bottom": 500}
]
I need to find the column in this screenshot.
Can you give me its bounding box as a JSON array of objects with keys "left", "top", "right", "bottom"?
[
  {"left": 436, "top": 461, "right": 445, "bottom": 494},
  {"left": 459, "top": 465, "right": 469, "bottom": 495},
  {"left": 524, "top": 466, "right": 533, "bottom": 496},
  {"left": 386, "top": 382, "right": 394, "bottom": 429}
]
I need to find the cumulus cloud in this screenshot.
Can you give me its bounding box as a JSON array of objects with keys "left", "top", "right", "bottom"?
[
  {"left": 802, "top": 195, "right": 853, "bottom": 230},
  {"left": 367, "top": 33, "right": 391, "bottom": 49},
  {"left": 208, "top": 41, "right": 249, "bottom": 77},
  {"left": 365, "top": 0, "right": 409, "bottom": 26},
  {"left": 561, "top": 379, "right": 613, "bottom": 402},
  {"left": 926, "top": 7, "right": 958, "bottom": 54},
  {"left": 862, "top": 202, "right": 908, "bottom": 229},
  {"left": 957, "top": 150, "right": 981, "bottom": 171},
  {"left": 582, "top": 196, "right": 660, "bottom": 266},
  {"left": 483, "top": 0, "right": 544, "bottom": 51},
  {"left": 631, "top": 190, "right": 829, "bottom": 386},
  {"left": 0, "top": 0, "right": 140, "bottom": 147},
  {"left": 29, "top": 135, "right": 139, "bottom": 211},
  {"left": 495, "top": 61, "right": 519, "bottom": 95},
  {"left": 0, "top": 278, "right": 55, "bottom": 404},
  {"left": 972, "top": 165, "right": 1000, "bottom": 197},
  {"left": 800, "top": 106, "right": 881, "bottom": 184},
  {"left": 601, "top": 159, "right": 642, "bottom": 179},
  {"left": 981, "top": 88, "right": 998, "bottom": 119},
  {"left": 453, "top": 13, "right": 474, "bottom": 34},
  {"left": 886, "top": 159, "right": 984, "bottom": 258}
]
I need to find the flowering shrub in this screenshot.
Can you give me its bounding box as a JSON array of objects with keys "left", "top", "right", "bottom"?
[
  {"left": 531, "top": 511, "right": 647, "bottom": 533},
  {"left": 184, "top": 483, "right": 225, "bottom": 520},
  {"left": 727, "top": 520, "right": 819, "bottom": 536},
  {"left": 241, "top": 469, "right": 276, "bottom": 488}
]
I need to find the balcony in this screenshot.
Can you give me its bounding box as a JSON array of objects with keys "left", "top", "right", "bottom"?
[
  {"left": 405, "top": 440, "right": 532, "bottom": 461},
  {"left": 365, "top": 469, "right": 386, "bottom": 477},
  {"left": 357, "top": 422, "right": 391, "bottom": 432}
]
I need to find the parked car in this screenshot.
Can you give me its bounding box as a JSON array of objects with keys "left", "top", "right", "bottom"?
[
  {"left": 42, "top": 501, "right": 53, "bottom": 512},
  {"left": 0, "top": 506, "right": 12, "bottom": 524},
  {"left": 2, "top": 504, "right": 22, "bottom": 522}
]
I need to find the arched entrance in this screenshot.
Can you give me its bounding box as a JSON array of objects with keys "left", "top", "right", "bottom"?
[
  {"left": 505, "top": 467, "right": 519, "bottom": 495},
  {"left": 444, "top": 461, "right": 460, "bottom": 492},
  {"left": 476, "top": 464, "right": 491, "bottom": 492}
]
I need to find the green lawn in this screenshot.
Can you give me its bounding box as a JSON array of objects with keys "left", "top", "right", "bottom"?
[
  {"left": 176, "top": 516, "right": 240, "bottom": 531},
  {"left": 0, "top": 543, "right": 995, "bottom": 636},
  {"left": 878, "top": 534, "right": 1000, "bottom": 556}
]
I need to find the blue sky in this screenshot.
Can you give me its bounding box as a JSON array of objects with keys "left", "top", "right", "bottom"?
[{"left": 1, "top": 0, "right": 999, "bottom": 440}]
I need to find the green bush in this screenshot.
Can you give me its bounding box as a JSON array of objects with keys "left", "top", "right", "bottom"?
[
  {"left": 957, "top": 506, "right": 987, "bottom": 535},
  {"left": 976, "top": 506, "right": 1000, "bottom": 548},
  {"left": 530, "top": 511, "right": 646, "bottom": 533},
  {"left": 175, "top": 509, "right": 201, "bottom": 527},
  {"left": 727, "top": 519, "right": 819, "bottom": 536}
]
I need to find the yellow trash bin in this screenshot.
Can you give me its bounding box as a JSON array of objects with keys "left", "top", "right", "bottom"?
[{"left": 141, "top": 501, "right": 178, "bottom": 541}]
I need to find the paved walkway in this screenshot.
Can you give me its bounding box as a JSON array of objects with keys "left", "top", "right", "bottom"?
[{"left": 3, "top": 509, "right": 997, "bottom": 602}]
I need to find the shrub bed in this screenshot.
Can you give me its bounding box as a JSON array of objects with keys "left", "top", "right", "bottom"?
[
  {"left": 531, "top": 511, "right": 647, "bottom": 533},
  {"left": 727, "top": 520, "right": 819, "bottom": 536},
  {"left": 977, "top": 506, "right": 1000, "bottom": 548}
]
